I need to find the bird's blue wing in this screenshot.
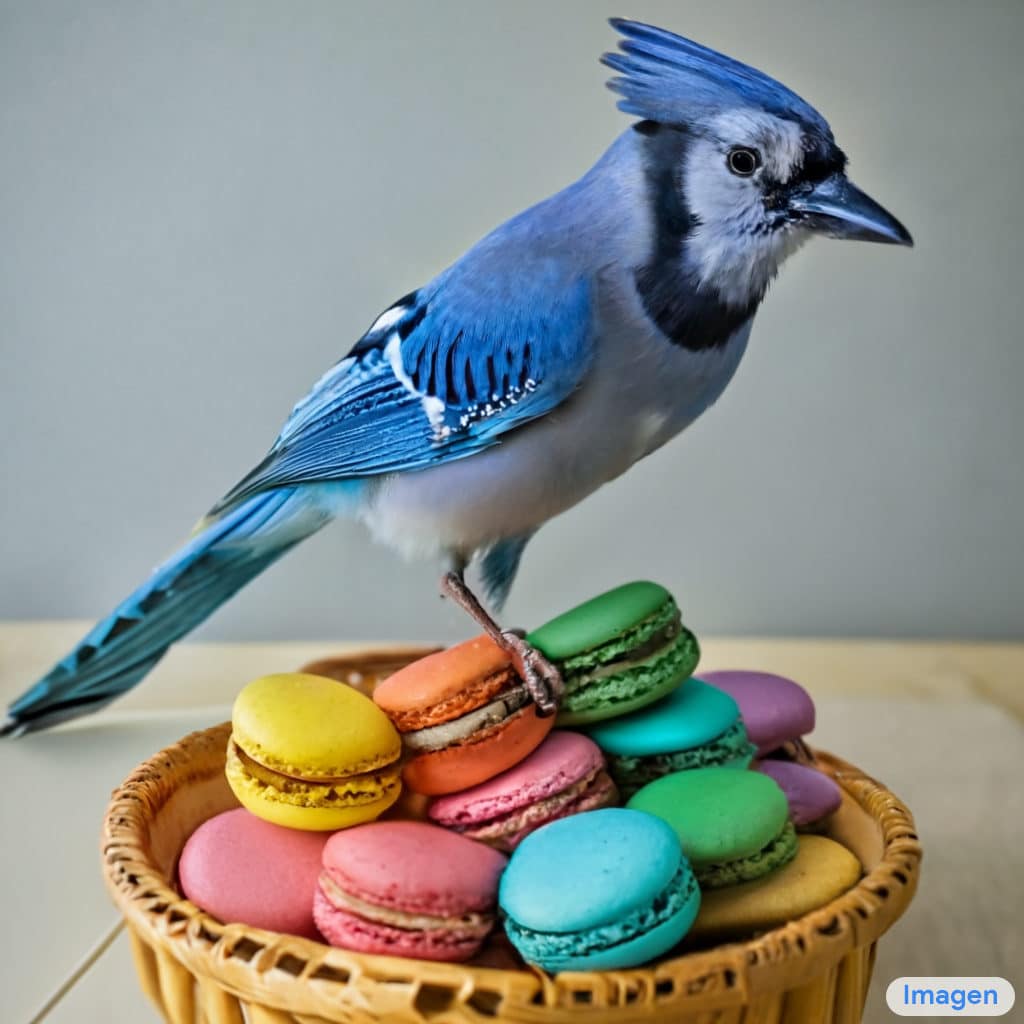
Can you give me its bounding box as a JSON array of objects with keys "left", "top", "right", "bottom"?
[{"left": 211, "top": 261, "right": 593, "bottom": 513}]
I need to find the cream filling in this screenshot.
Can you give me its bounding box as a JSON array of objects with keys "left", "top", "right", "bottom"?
[
  {"left": 402, "top": 685, "right": 530, "bottom": 752},
  {"left": 565, "top": 617, "right": 683, "bottom": 693},
  {"left": 319, "top": 873, "right": 493, "bottom": 933}
]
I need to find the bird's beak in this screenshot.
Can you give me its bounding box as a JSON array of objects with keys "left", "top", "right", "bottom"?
[{"left": 788, "top": 173, "right": 913, "bottom": 246}]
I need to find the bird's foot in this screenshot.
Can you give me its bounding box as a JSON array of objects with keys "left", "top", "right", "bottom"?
[
  {"left": 439, "top": 570, "right": 563, "bottom": 717},
  {"left": 498, "top": 630, "right": 563, "bottom": 718}
]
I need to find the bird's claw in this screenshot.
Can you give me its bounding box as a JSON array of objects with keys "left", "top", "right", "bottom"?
[{"left": 500, "top": 631, "right": 563, "bottom": 717}]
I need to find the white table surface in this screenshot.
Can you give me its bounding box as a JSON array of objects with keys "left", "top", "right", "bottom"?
[{"left": 2, "top": 622, "right": 1021, "bottom": 1024}]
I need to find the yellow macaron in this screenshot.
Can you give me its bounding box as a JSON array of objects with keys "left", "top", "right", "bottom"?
[
  {"left": 690, "top": 835, "right": 862, "bottom": 941},
  {"left": 226, "top": 673, "right": 402, "bottom": 830}
]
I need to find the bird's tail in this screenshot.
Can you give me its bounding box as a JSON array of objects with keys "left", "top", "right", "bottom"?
[{"left": 3, "top": 488, "right": 332, "bottom": 736}]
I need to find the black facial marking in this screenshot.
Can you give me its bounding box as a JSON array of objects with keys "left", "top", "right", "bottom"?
[
  {"left": 347, "top": 290, "right": 423, "bottom": 357},
  {"left": 632, "top": 119, "right": 662, "bottom": 137},
  {"left": 634, "top": 125, "right": 758, "bottom": 351},
  {"left": 397, "top": 302, "right": 427, "bottom": 341},
  {"left": 797, "top": 136, "right": 847, "bottom": 185}
]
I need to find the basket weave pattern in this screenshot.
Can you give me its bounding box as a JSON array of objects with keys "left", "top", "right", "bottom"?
[{"left": 102, "top": 658, "right": 921, "bottom": 1024}]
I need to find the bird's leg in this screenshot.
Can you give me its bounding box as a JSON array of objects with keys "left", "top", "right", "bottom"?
[
  {"left": 440, "top": 570, "right": 563, "bottom": 717},
  {"left": 790, "top": 736, "right": 816, "bottom": 766}
]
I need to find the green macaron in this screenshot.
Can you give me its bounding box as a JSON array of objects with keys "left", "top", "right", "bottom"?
[
  {"left": 527, "top": 581, "right": 699, "bottom": 726},
  {"left": 628, "top": 767, "right": 798, "bottom": 889}
]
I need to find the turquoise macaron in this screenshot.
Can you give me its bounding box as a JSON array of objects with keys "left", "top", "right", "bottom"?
[
  {"left": 499, "top": 808, "right": 700, "bottom": 971},
  {"left": 585, "top": 677, "right": 756, "bottom": 796}
]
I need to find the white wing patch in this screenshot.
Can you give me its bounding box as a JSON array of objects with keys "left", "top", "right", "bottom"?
[
  {"left": 366, "top": 303, "right": 409, "bottom": 337},
  {"left": 384, "top": 334, "right": 448, "bottom": 439}
]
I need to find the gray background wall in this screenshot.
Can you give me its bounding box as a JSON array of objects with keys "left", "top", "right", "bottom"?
[{"left": 1, "top": 0, "right": 1021, "bottom": 645}]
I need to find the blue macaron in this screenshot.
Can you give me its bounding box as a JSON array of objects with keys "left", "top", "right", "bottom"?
[
  {"left": 499, "top": 808, "right": 700, "bottom": 971},
  {"left": 585, "top": 677, "right": 755, "bottom": 796}
]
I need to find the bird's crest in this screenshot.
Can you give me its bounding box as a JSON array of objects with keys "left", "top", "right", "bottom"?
[{"left": 603, "top": 19, "right": 832, "bottom": 139}]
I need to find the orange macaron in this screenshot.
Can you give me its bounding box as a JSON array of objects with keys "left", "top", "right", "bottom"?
[{"left": 374, "top": 636, "right": 553, "bottom": 796}]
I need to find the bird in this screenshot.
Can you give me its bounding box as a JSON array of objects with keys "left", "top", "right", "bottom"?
[{"left": 3, "top": 18, "right": 912, "bottom": 736}]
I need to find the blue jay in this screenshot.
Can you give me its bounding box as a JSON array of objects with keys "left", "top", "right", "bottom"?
[{"left": 4, "top": 19, "right": 911, "bottom": 735}]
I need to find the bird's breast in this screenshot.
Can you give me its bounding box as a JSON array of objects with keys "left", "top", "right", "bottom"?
[{"left": 363, "top": 317, "right": 753, "bottom": 560}]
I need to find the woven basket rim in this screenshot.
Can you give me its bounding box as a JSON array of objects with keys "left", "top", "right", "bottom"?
[{"left": 102, "top": 715, "right": 921, "bottom": 1015}]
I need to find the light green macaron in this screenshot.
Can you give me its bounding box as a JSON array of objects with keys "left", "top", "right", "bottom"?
[{"left": 628, "top": 767, "right": 797, "bottom": 888}]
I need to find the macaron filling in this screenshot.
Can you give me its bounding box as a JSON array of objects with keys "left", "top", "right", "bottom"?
[
  {"left": 454, "top": 767, "right": 618, "bottom": 849},
  {"left": 550, "top": 601, "right": 699, "bottom": 716},
  {"left": 384, "top": 665, "right": 518, "bottom": 733},
  {"left": 227, "top": 741, "right": 401, "bottom": 809},
  {"left": 318, "top": 871, "right": 494, "bottom": 936},
  {"left": 607, "top": 721, "right": 756, "bottom": 795},
  {"left": 697, "top": 821, "right": 798, "bottom": 889},
  {"left": 504, "top": 861, "right": 698, "bottom": 961},
  {"left": 401, "top": 685, "right": 530, "bottom": 752}
]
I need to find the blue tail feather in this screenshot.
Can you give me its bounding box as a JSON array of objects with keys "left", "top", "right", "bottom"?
[{"left": 3, "top": 489, "right": 330, "bottom": 735}]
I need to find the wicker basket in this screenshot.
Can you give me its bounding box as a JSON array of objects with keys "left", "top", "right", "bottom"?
[{"left": 102, "top": 650, "right": 921, "bottom": 1024}]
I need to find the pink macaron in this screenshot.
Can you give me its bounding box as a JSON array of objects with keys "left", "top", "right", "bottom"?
[
  {"left": 700, "top": 670, "right": 816, "bottom": 754},
  {"left": 427, "top": 731, "right": 619, "bottom": 851},
  {"left": 179, "top": 808, "right": 328, "bottom": 939},
  {"left": 756, "top": 758, "right": 843, "bottom": 829},
  {"left": 314, "top": 821, "right": 507, "bottom": 961}
]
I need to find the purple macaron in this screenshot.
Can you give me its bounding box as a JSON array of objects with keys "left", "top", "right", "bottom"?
[
  {"left": 756, "top": 759, "right": 842, "bottom": 828},
  {"left": 700, "top": 670, "right": 815, "bottom": 755}
]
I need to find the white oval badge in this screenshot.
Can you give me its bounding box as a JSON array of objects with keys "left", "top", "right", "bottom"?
[{"left": 887, "top": 978, "right": 1015, "bottom": 1016}]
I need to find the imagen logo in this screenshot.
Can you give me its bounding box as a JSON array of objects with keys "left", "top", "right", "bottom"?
[{"left": 886, "top": 977, "right": 1015, "bottom": 1016}]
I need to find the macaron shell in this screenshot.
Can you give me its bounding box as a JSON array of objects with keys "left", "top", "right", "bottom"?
[
  {"left": 428, "top": 731, "right": 606, "bottom": 826},
  {"left": 500, "top": 808, "right": 681, "bottom": 933},
  {"left": 322, "top": 821, "right": 508, "bottom": 917},
  {"left": 511, "top": 875, "right": 700, "bottom": 972},
  {"left": 585, "top": 677, "right": 743, "bottom": 756},
  {"left": 402, "top": 705, "right": 554, "bottom": 796},
  {"left": 756, "top": 759, "right": 843, "bottom": 827},
  {"left": 527, "top": 581, "right": 672, "bottom": 660},
  {"left": 373, "top": 636, "right": 513, "bottom": 717},
  {"left": 700, "top": 671, "right": 815, "bottom": 754},
  {"left": 480, "top": 771, "right": 618, "bottom": 851},
  {"left": 698, "top": 820, "right": 798, "bottom": 889},
  {"left": 178, "top": 808, "right": 328, "bottom": 939},
  {"left": 627, "top": 767, "right": 790, "bottom": 867},
  {"left": 556, "top": 627, "right": 699, "bottom": 726},
  {"left": 225, "top": 741, "right": 401, "bottom": 831},
  {"left": 606, "top": 719, "right": 754, "bottom": 798},
  {"left": 690, "top": 835, "right": 862, "bottom": 941},
  {"left": 232, "top": 673, "right": 401, "bottom": 776}
]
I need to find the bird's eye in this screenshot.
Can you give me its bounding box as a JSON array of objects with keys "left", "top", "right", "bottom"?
[{"left": 727, "top": 147, "right": 761, "bottom": 177}]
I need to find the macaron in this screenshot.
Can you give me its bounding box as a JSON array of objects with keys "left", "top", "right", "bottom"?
[
  {"left": 700, "top": 670, "right": 815, "bottom": 755},
  {"left": 373, "top": 636, "right": 553, "bottom": 796},
  {"left": 427, "top": 731, "right": 619, "bottom": 851},
  {"left": 756, "top": 759, "right": 843, "bottom": 830},
  {"left": 226, "top": 673, "right": 402, "bottom": 830},
  {"left": 179, "top": 808, "right": 328, "bottom": 939},
  {"left": 500, "top": 808, "right": 700, "bottom": 971},
  {"left": 313, "top": 821, "right": 507, "bottom": 962},
  {"left": 628, "top": 767, "right": 797, "bottom": 889},
  {"left": 527, "top": 581, "right": 700, "bottom": 726},
  {"left": 585, "top": 677, "right": 755, "bottom": 797},
  {"left": 690, "top": 835, "right": 862, "bottom": 941}
]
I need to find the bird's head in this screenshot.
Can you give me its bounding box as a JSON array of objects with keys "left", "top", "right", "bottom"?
[{"left": 604, "top": 19, "right": 912, "bottom": 310}]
